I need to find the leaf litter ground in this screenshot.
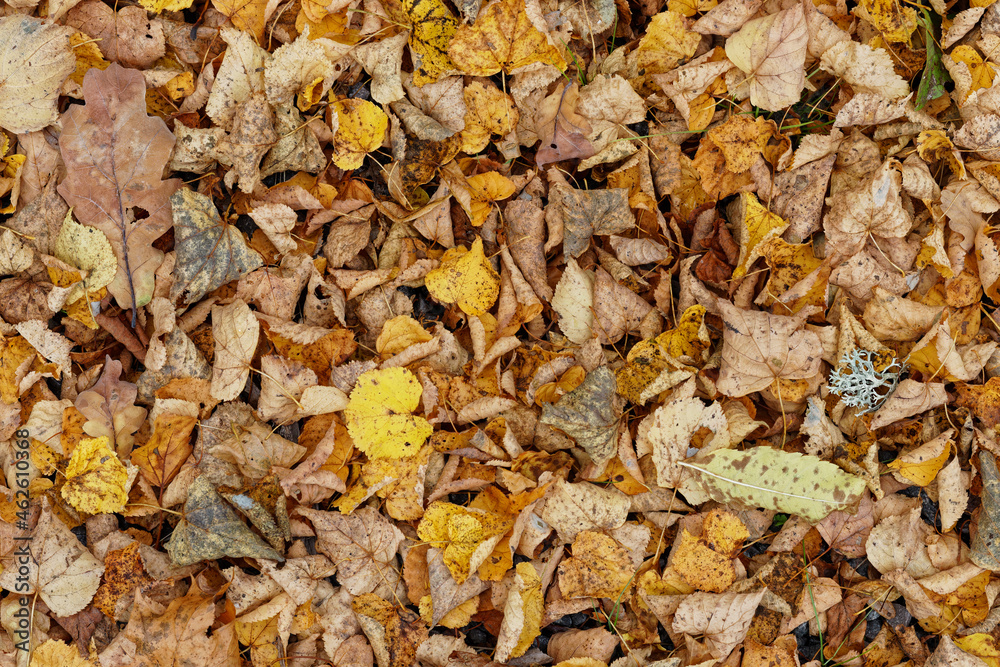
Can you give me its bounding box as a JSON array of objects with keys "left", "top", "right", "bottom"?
[{"left": 0, "top": 0, "right": 998, "bottom": 666}]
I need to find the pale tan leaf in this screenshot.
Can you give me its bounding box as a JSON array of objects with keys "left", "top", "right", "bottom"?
[
  {"left": 724, "top": 5, "right": 808, "bottom": 111},
  {"left": 211, "top": 299, "right": 259, "bottom": 401}
]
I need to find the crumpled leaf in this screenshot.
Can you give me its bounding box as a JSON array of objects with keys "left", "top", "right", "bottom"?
[
  {"left": 557, "top": 531, "right": 636, "bottom": 598},
  {"left": 552, "top": 186, "right": 634, "bottom": 258},
  {"left": 166, "top": 475, "right": 284, "bottom": 566},
  {"left": 58, "top": 63, "right": 181, "bottom": 315},
  {"left": 540, "top": 367, "right": 621, "bottom": 469},
  {"left": 972, "top": 451, "right": 1000, "bottom": 571},
  {"left": 344, "top": 367, "right": 433, "bottom": 459},
  {"left": 61, "top": 435, "right": 129, "bottom": 514},
  {"left": 75, "top": 356, "right": 147, "bottom": 456},
  {"left": 494, "top": 561, "right": 542, "bottom": 662},
  {"left": 680, "top": 448, "right": 867, "bottom": 523},
  {"left": 416, "top": 501, "right": 511, "bottom": 584},
  {"left": 824, "top": 159, "right": 910, "bottom": 255},
  {"left": 672, "top": 589, "right": 766, "bottom": 659}
]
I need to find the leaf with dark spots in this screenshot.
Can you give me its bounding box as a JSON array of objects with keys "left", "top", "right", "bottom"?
[
  {"left": 165, "top": 475, "right": 284, "bottom": 566},
  {"left": 169, "top": 187, "right": 264, "bottom": 304},
  {"left": 540, "top": 366, "right": 621, "bottom": 469},
  {"left": 972, "top": 451, "right": 1000, "bottom": 570}
]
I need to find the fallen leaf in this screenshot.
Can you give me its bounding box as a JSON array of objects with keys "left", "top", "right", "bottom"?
[
  {"left": 448, "top": 0, "right": 566, "bottom": 75},
  {"left": 344, "top": 367, "right": 433, "bottom": 459},
  {"left": 725, "top": 5, "right": 808, "bottom": 111},
  {"left": 0, "top": 17, "right": 75, "bottom": 133},
  {"left": 332, "top": 99, "right": 388, "bottom": 170},
  {"left": 424, "top": 238, "right": 500, "bottom": 316},
  {"left": 58, "top": 63, "right": 181, "bottom": 317},
  {"left": 61, "top": 435, "right": 129, "bottom": 514},
  {"left": 210, "top": 299, "right": 259, "bottom": 401}
]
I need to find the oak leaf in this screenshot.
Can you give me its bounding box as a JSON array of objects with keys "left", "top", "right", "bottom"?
[
  {"left": 74, "top": 356, "right": 147, "bottom": 457},
  {"left": 66, "top": 1, "right": 165, "bottom": 68},
  {"left": 58, "top": 63, "right": 181, "bottom": 317}
]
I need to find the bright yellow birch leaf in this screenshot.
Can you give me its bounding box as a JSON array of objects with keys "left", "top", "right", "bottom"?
[
  {"left": 461, "top": 81, "right": 519, "bottom": 154},
  {"left": 416, "top": 501, "right": 511, "bottom": 583},
  {"left": 344, "top": 367, "right": 433, "bottom": 459},
  {"left": 61, "top": 436, "right": 129, "bottom": 515},
  {"left": 467, "top": 172, "right": 515, "bottom": 227},
  {"left": 404, "top": 0, "right": 459, "bottom": 85},
  {"left": 0, "top": 335, "right": 35, "bottom": 404},
  {"left": 732, "top": 193, "right": 790, "bottom": 279},
  {"left": 888, "top": 431, "right": 953, "bottom": 487},
  {"left": 952, "top": 45, "right": 996, "bottom": 97},
  {"left": 425, "top": 238, "right": 500, "bottom": 315},
  {"left": 331, "top": 99, "right": 388, "bottom": 170},
  {"left": 495, "top": 562, "right": 542, "bottom": 661},
  {"left": 448, "top": 0, "right": 566, "bottom": 75}
]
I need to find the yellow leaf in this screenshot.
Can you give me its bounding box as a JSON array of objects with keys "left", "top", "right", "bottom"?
[
  {"left": 55, "top": 210, "right": 118, "bottom": 302},
  {"left": 416, "top": 501, "right": 511, "bottom": 583},
  {"left": 61, "top": 436, "right": 129, "bottom": 515},
  {"left": 952, "top": 45, "right": 996, "bottom": 97},
  {"left": 331, "top": 98, "right": 388, "bottom": 170},
  {"left": 706, "top": 114, "right": 773, "bottom": 174},
  {"left": 211, "top": 0, "right": 267, "bottom": 39},
  {"left": 0, "top": 335, "right": 35, "bottom": 404},
  {"left": 425, "top": 237, "right": 500, "bottom": 315},
  {"left": 344, "top": 367, "right": 433, "bottom": 459},
  {"left": 888, "top": 431, "right": 953, "bottom": 486},
  {"left": 448, "top": 0, "right": 566, "bottom": 75},
  {"left": 732, "top": 193, "right": 790, "bottom": 279},
  {"left": 759, "top": 238, "right": 826, "bottom": 313},
  {"left": 687, "top": 93, "right": 716, "bottom": 132},
  {"left": 916, "top": 129, "right": 966, "bottom": 179},
  {"left": 461, "top": 81, "right": 519, "bottom": 154},
  {"left": 954, "top": 634, "right": 1000, "bottom": 667},
  {"left": 667, "top": 0, "right": 716, "bottom": 16},
  {"left": 376, "top": 315, "right": 433, "bottom": 356},
  {"left": 467, "top": 172, "right": 516, "bottom": 227},
  {"left": 68, "top": 32, "right": 110, "bottom": 88},
  {"left": 856, "top": 0, "right": 918, "bottom": 43},
  {"left": 29, "top": 639, "right": 95, "bottom": 667},
  {"left": 558, "top": 531, "right": 636, "bottom": 598},
  {"left": 503, "top": 562, "right": 543, "bottom": 660},
  {"left": 633, "top": 11, "right": 701, "bottom": 80},
  {"left": 405, "top": 0, "right": 459, "bottom": 85},
  {"left": 139, "top": 0, "right": 195, "bottom": 12}
]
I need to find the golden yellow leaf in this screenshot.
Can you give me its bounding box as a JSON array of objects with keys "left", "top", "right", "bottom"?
[
  {"left": 888, "top": 431, "right": 953, "bottom": 487},
  {"left": 404, "top": 0, "right": 459, "bottom": 85},
  {"left": 130, "top": 414, "right": 197, "bottom": 488},
  {"left": 732, "top": 193, "right": 790, "bottom": 279},
  {"left": 667, "top": 0, "right": 716, "bottom": 16},
  {"left": 495, "top": 561, "right": 542, "bottom": 661},
  {"left": 416, "top": 501, "right": 511, "bottom": 583},
  {"left": 467, "top": 172, "right": 516, "bottom": 227},
  {"left": 759, "top": 238, "right": 826, "bottom": 313},
  {"left": 0, "top": 335, "right": 36, "bottom": 404},
  {"left": 61, "top": 436, "right": 129, "bottom": 515},
  {"left": 461, "top": 81, "right": 519, "bottom": 154},
  {"left": 706, "top": 114, "right": 773, "bottom": 174},
  {"left": 29, "top": 639, "right": 95, "bottom": 667},
  {"left": 687, "top": 93, "right": 716, "bottom": 132},
  {"left": 68, "top": 32, "right": 110, "bottom": 88},
  {"left": 633, "top": 11, "right": 701, "bottom": 80},
  {"left": 856, "top": 0, "right": 918, "bottom": 43},
  {"left": 344, "top": 367, "right": 433, "bottom": 459},
  {"left": 952, "top": 45, "right": 996, "bottom": 98},
  {"left": 557, "top": 531, "right": 635, "bottom": 598},
  {"left": 425, "top": 237, "right": 500, "bottom": 315},
  {"left": 139, "top": 0, "right": 195, "bottom": 12},
  {"left": 332, "top": 98, "right": 388, "bottom": 170},
  {"left": 448, "top": 0, "right": 566, "bottom": 75},
  {"left": 916, "top": 129, "right": 966, "bottom": 179},
  {"left": 376, "top": 315, "right": 433, "bottom": 356},
  {"left": 211, "top": 0, "right": 267, "bottom": 39}
]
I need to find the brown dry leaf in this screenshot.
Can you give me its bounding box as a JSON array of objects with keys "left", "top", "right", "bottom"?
[
  {"left": 210, "top": 299, "right": 259, "bottom": 401},
  {"left": 74, "top": 356, "right": 147, "bottom": 456},
  {"left": 66, "top": 1, "right": 165, "bottom": 69},
  {"left": 298, "top": 506, "right": 404, "bottom": 596},
  {"left": 824, "top": 159, "right": 911, "bottom": 256},
  {"left": 724, "top": 5, "right": 808, "bottom": 111},
  {"left": 58, "top": 63, "right": 180, "bottom": 316},
  {"left": 672, "top": 589, "right": 766, "bottom": 659}
]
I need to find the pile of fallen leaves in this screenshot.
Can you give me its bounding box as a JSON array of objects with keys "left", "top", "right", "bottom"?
[{"left": 2, "top": 0, "right": 1000, "bottom": 664}]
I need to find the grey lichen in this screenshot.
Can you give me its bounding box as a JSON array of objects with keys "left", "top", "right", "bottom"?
[{"left": 828, "top": 348, "right": 903, "bottom": 415}]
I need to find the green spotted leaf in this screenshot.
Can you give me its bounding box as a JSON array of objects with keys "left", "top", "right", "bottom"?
[{"left": 679, "top": 448, "right": 866, "bottom": 523}]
